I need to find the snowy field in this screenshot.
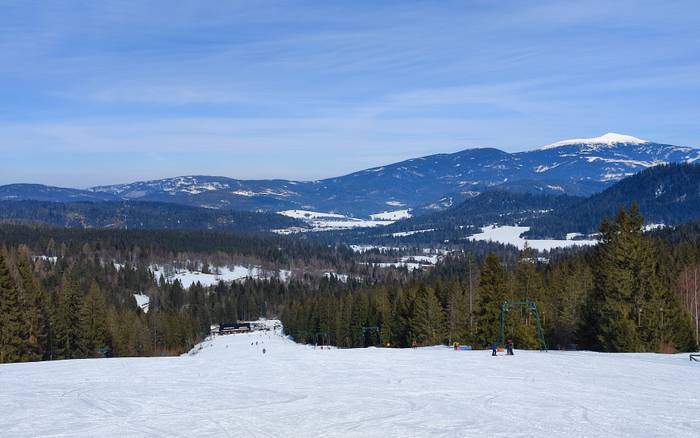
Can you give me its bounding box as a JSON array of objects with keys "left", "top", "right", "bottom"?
[
  {"left": 2, "top": 327, "right": 699, "bottom": 438},
  {"left": 150, "top": 265, "right": 291, "bottom": 289},
  {"left": 276, "top": 209, "right": 397, "bottom": 232},
  {"left": 467, "top": 225, "right": 598, "bottom": 251}
]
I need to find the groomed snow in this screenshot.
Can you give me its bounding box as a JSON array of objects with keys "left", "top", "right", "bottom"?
[
  {"left": 2, "top": 326, "right": 698, "bottom": 437},
  {"left": 542, "top": 132, "right": 648, "bottom": 150},
  {"left": 467, "top": 225, "right": 597, "bottom": 251}
]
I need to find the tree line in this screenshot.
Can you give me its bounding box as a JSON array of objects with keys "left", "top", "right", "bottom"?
[
  {"left": 2, "top": 205, "right": 699, "bottom": 364},
  {"left": 282, "top": 205, "right": 698, "bottom": 352}
]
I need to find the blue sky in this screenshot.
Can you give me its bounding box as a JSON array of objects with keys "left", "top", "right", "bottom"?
[{"left": 1, "top": 0, "right": 699, "bottom": 187}]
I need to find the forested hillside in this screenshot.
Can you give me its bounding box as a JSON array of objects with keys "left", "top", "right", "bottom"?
[
  {"left": 526, "top": 163, "right": 700, "bottom": 238},
  {"left": 0, "top": 200, "right": 306, "bottom": 233},
  {"left": 285, "top": 206, "right": 698, "bottom": 352},
  {"left": 392, "top": 191, "right": 578, "bottom": 233},
  {"left": 2, "top": 207, "right": 699, "bottom": 364}
]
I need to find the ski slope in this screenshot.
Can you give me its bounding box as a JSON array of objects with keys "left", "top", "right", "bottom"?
[{"left": 1, "top": 325, "right": 699, "bottom": 437}]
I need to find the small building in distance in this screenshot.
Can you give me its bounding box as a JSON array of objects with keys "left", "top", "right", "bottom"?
[
  {"left": 218, "top": 322, "right": 252, "bottom": 335},
  {"left": 214, "top": 319, "right": 280, "bottom": 336}
]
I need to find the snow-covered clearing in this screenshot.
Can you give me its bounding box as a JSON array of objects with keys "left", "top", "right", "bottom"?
[
  {"left": 132, "top": 293, "right": 149, "bottom": 313},
  {"left": 467, "top": 225, "right": 597, "bottom": 251},
  {"left": 278, "top": 209, "right": 347, "bottom": 220},
  {"left": 401, "top": 254, "right": 441, "bottom": 264},
  {"left": 391, "top": 228, "right": 435, "bottom": 237},
  {"left": 150, "top": 265, "right": 284, "bottom": 288},
  {"left": 2, "top": 327, "right": 699, "bottom": 437},
  {"left": 349, "top": 244, "right": 402, "bottom": 253},
  {"left": 369, "top": 209, "right": 412, "bottom": 220},
  {"left": 276, "top": 209, "right": 396, "bottom": 232}
]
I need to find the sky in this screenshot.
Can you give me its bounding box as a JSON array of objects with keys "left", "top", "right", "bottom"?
[{"left": 1, "top": 0, "right": 699, "bottom": 187}]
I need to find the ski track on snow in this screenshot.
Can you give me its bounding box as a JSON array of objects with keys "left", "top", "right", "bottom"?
[{"left": 1, "top": 330, "right": 699, "bottom": 437}]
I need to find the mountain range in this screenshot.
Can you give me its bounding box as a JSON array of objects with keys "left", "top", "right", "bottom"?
[{"left": 3, "top": 133, "right": 698, "bottom": 217}]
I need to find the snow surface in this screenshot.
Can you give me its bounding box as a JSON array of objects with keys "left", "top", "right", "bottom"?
[
  {"left": 132, "top": 293, "right": 150, "bottom": 313},
  {"left": 385, "top": 200, "right": 405, "bottom": 207},
  {"left": 349, "top": 245, "right": 401, "bottom": 253},
  {"left": 31, "top": 255, "right": 57, "bottom": 264},
  {"left": 542, "top": 132, "right": 648, "bottom": 150},
  {"left": 278, "top": 209, "right": 347, "bottom": 220},
  {"left": 369, "top": 209, "right": 412, "bottom": 220},
  {"left": 467, "top": 225, "right": 597, "bottom": 251},
  {"left": 276, "top": 210, "right": 395, "bottom": 232},
  {"left": 324, "top": 272, "right": 350, "bottom": 283},
  {"left": 400, "top": 255, "right": 441, "bottom": 264},
  {"left": 151, "top": 265, "right": 266, "bottom": 288},
  {"left": 2, "top": 327, "right": 699, "bottom": 437},
  {"left": 391, "top": 228, "right": 435, "bottom": 237}
]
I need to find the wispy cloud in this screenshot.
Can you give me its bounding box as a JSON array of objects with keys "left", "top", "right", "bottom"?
[{"left": 1, "top": 0, "right": 699, "bottom": 186}]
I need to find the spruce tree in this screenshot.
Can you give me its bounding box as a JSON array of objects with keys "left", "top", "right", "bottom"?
[
  {"left": 54, "top": 277, "right": 84, "bottom": 359},
  {"left": 475, "top": 253, "right": 508, "bottom": 347},
  {"left": 0, "top": 252, "right": 26, "bottom": 363},
  {"left": 413, "top": 285, "right": 445, "bottom": 346},
  {"left": 349, "top": 293, "right": 369, "bottom": 347},
  {"left": 511, "top": 246, "right": 545, "bottom": 348},
  {"left": 589, "top": 208, "right": 644, "bottom": 351},
  {"left": 445, "top": 280, "right": 468, "bottom": 345},
  {"left": 393, "top": 287, "right": 416, "bottom": 347},
  {"left": 16, "top": 256, "right": 49, "bottom": 361},
  {"left": 372, "top": 287, "right": 393, "bottom": 346},
  {"left": 588, "top": 204, "right": 696, "bottom": 352},
  {"left": 80, "top": 282, "right": 109, "bottom": 357}
]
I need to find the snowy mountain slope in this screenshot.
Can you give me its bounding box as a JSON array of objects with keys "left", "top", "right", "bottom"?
[
  {"left": 3, "top": 133, "right": 698, "bottom": 217},
  {"left": 1, "top": 326, "right": 698, "bottom": 437}
]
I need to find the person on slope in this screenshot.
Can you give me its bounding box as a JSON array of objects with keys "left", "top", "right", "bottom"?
[{"left": 492, "top": 342, "right": 498, "bottom": 356}]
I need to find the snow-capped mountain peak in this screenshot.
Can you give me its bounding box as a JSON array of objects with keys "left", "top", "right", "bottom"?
[{"left": 542, "top": 133, "right": 648, "bottom": 150}]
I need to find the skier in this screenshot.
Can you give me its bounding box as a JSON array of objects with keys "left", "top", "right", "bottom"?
[
  {"left": 491, "top": 342, "right": 497, "bottom": 356},
  {"left": 507, "top": 339, "right": 514, "bottom": 355}
]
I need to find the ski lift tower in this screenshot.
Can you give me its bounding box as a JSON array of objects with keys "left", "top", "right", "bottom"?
[{"left": 499, "top": 300, "right": 548, "bottom": 351}]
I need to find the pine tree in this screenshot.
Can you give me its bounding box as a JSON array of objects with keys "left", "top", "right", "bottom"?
[
  {"left": 413, "top": 285, "right": 445, "bottom": 346},
  {"left": 588, "top": 204, "right": 695, "bottom": 352},
  {"left": 393, "top": 287, "right": 416, "bottom": 347},
  {"left": 80, "top": 282, "right": 109, "bottom": 357},
  {"left": 54, "top": 277, "right": 84, "bottom": 359},
  {"left": 349, "top": 293, "right": 369, "bottom": 347},
  {"left": 0, "top": 252, "right": 26, "bottom": 363},
  {"left": 16, "top": 256, "right": 49, "bottom": 361},
  {"left": 589, "top": 208, "right": 644, "bottom": 351},
  {"left": 445, "top": 280, "right": 468, "bottom": 345},
  {"left": 475, "top": 253, "right": 508, "bottom": 347},
  {"left": 373, "top": 287, "right": 393, "bottom": 346}
]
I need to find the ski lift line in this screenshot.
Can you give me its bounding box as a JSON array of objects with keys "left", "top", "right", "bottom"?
[
  {"left": 361, "top": 326, "right": 381, "bottom": 347},
  {"left": 313, "top": 332, "right": 330, "bottom": 348},
  {"left": 499, "top": 300, "right": 548, "bottom": 351}
]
